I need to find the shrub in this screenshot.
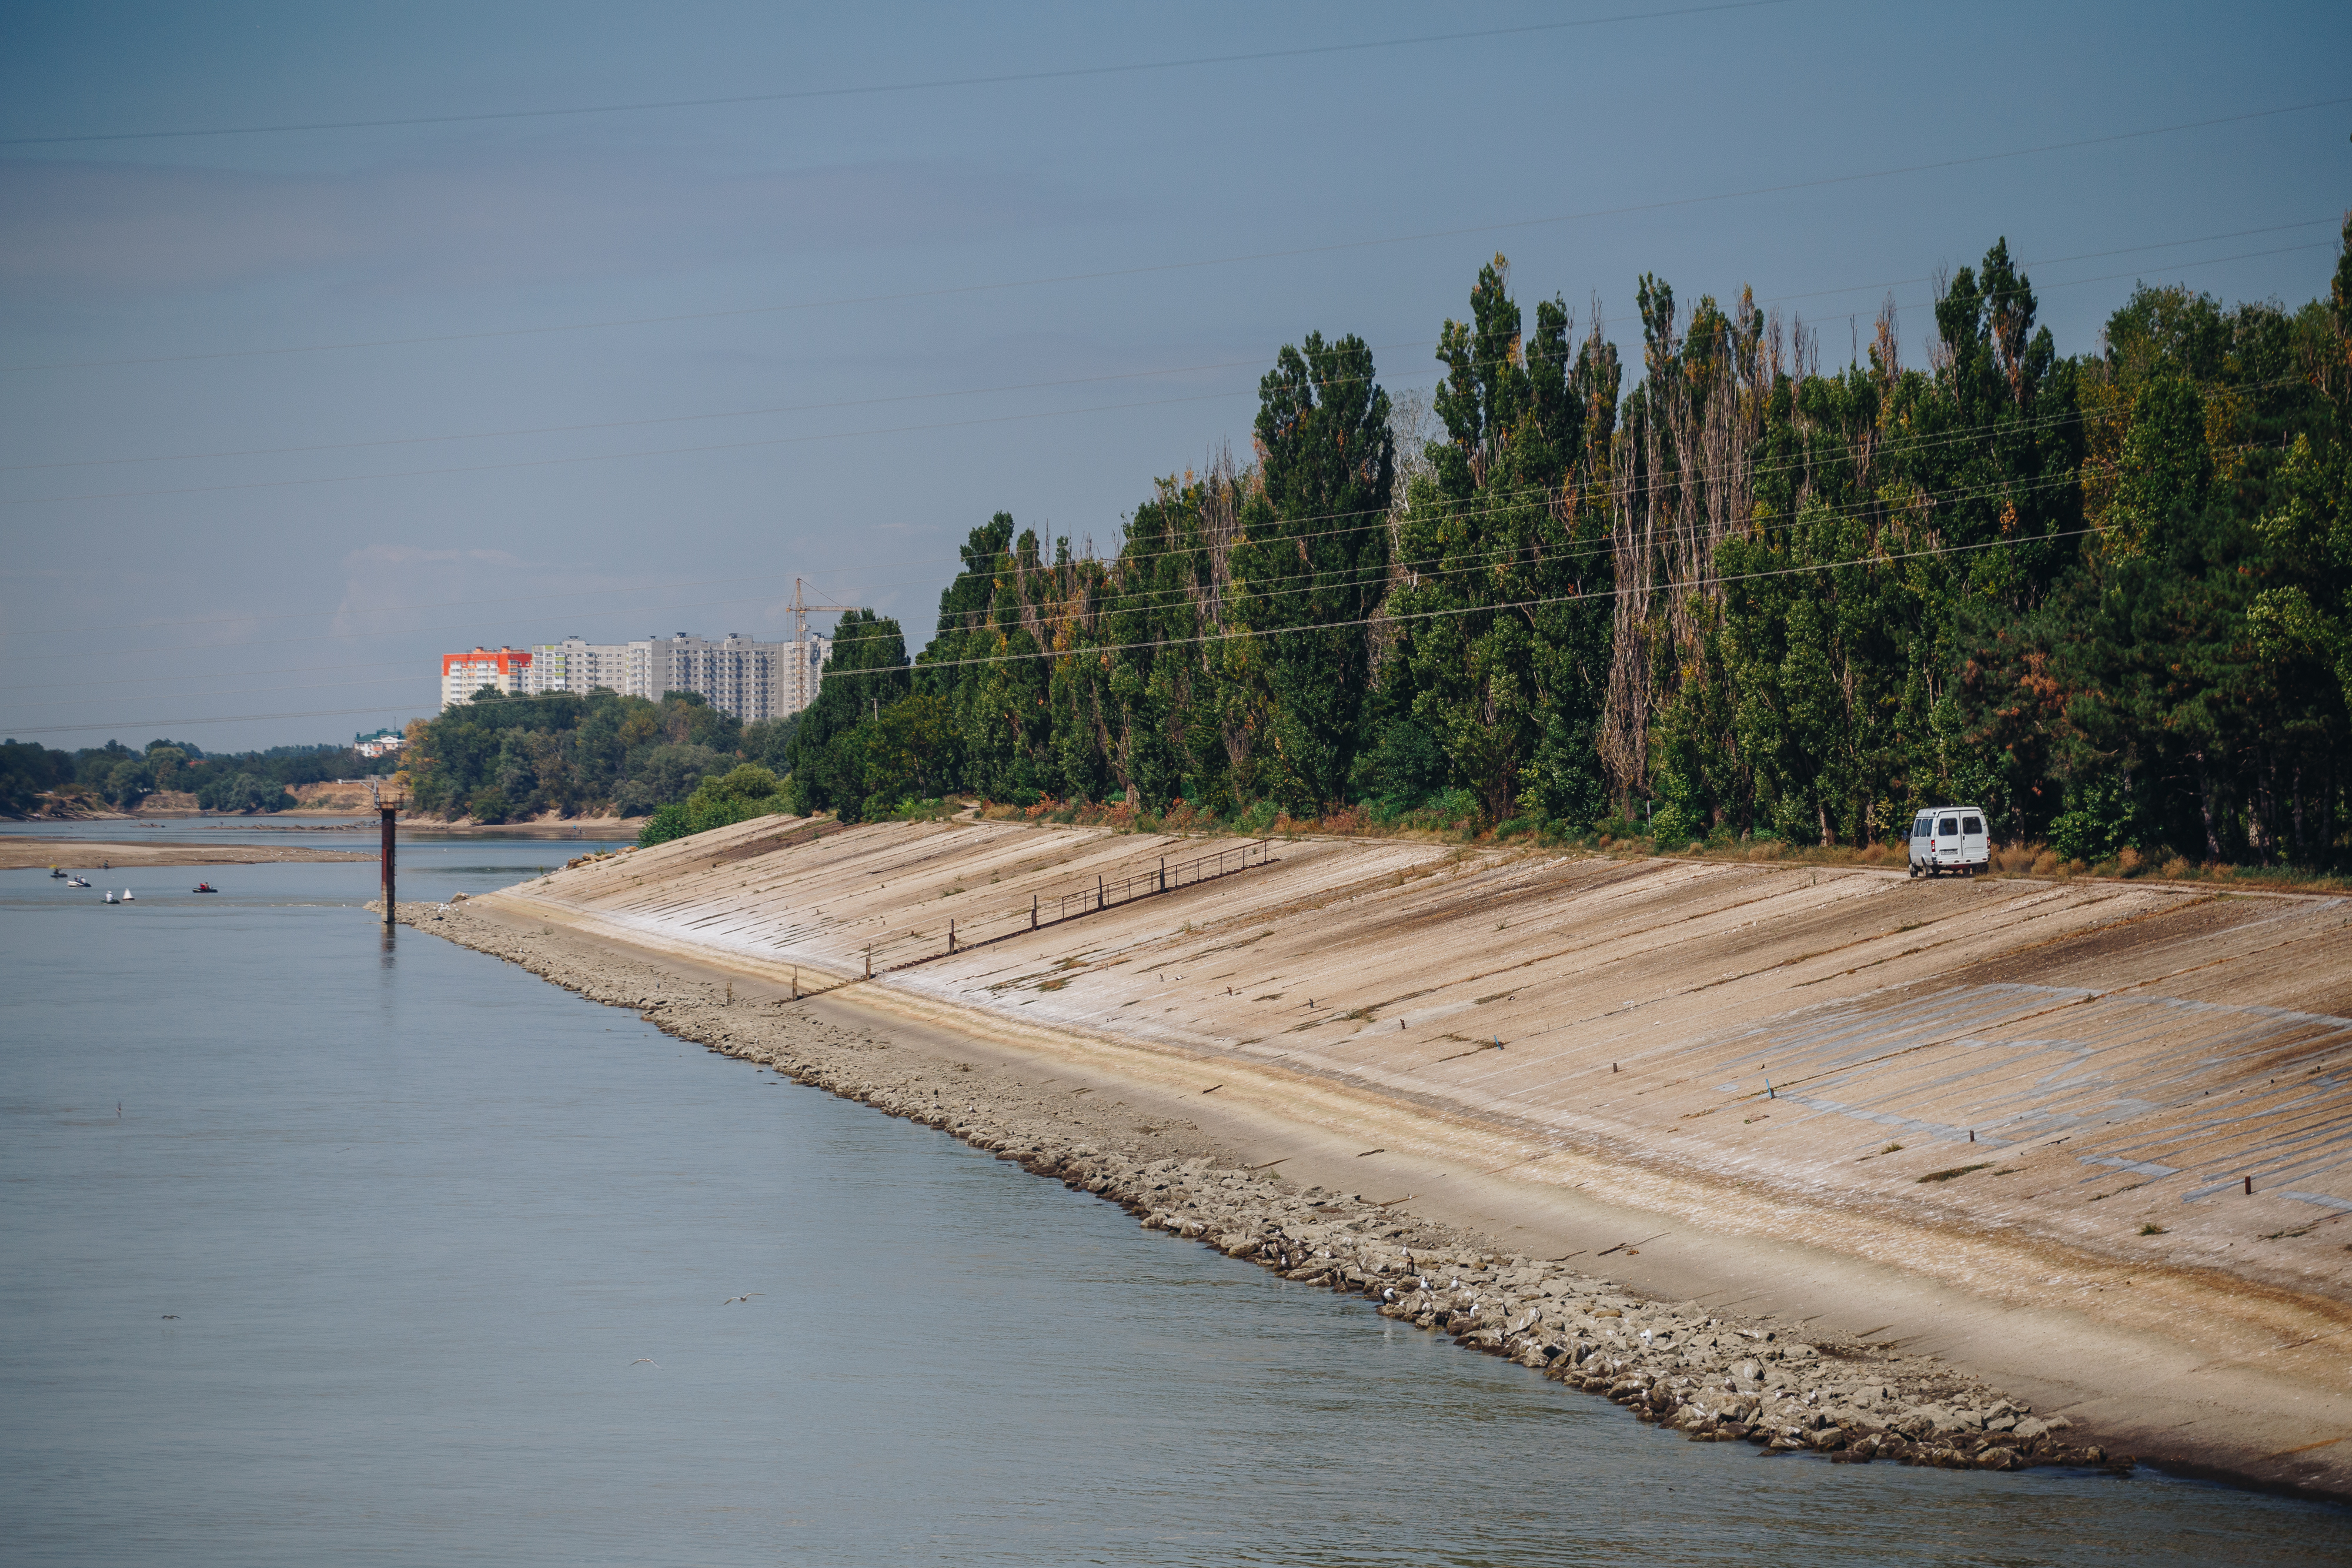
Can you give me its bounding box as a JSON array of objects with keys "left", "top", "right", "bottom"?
[
  {"left": 1995, "top": 842, "right": 2042, "bottom": 874},
  {"left": 467, "top": 786, "right": 512, "bottom": 824},
  {"left": 637, "top": 803, "right": 691, "bottom": 846}
]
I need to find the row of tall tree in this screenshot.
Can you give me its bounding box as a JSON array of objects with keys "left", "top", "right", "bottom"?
[{"left": 786, "top": 223, "right": 2352, "bottom": 868}]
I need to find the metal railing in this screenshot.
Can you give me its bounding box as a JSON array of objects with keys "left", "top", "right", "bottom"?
[{"left": 846, "top": 838, "right": 1277, "bottom": 975}]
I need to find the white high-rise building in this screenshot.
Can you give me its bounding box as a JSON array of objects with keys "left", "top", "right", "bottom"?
[
  {"left": 520, "top": 632, "right": 831, "bottom": 721},
  {"left": 524, "top": 636, "right": 633, "bottom": 698},
  {"left": 440, "top": 646, "right": 533, "bottom": 709}
]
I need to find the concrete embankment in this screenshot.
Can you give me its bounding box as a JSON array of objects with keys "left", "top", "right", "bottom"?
[
  {"left": 408, "top": 812, "right": 2352, "bottom": 1499},
  {"left": 396, "top": 894, "right": 2117, "bottom": 1477}
]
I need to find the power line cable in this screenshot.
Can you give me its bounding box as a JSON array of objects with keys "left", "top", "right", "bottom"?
[
  {"left": 11, "top": 217, "right": 2328, "bottom": 477},
  {"left": 0, "top": 518, "right": 2116, "bottom": 736},
  {"left": 5, "top": 366, "right": 2306, "bottom": 662},
  {"left": 5, "top": 238, "right": 2324, "bottom": 516},
  {"left": 8, "top": 447, "right": 2202, "bottom": 720},
  {"left": 0, "top": 3, "right": 1794, "bottom": 147},
  {"left": 6, "top": 98, "right": 2338, "bottom": 377}
]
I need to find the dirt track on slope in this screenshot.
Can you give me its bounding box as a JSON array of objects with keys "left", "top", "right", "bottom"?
[{"left": 452, "top": 816, "right": 2352, "bottom": 1499}]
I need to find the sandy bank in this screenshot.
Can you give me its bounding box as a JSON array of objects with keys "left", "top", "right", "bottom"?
[
  {"left": 439, "top": 814, "right": 2352, "bottom": 1499},
  {"left": 0, "top": 837, "right": 372, "bottom": 870}
]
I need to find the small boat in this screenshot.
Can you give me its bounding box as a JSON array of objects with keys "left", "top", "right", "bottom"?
[
  {"left": 104, "top": 891, "right": 117, "bottom": 904},
  {"left": 121, "top": 889, "right": 134, "bottom": 901},
  {"left": 67, "top": 875, "right": 91, "bottom": 888},
  {"left": 192, "top": 883, "right": 218, "bottom": 894},
  {"left": 49, "top": 866, "right": 66, "bottom": 878}
]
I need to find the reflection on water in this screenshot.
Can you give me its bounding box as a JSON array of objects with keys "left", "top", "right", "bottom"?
[{"left": 4, "top": 845, "right": 2348, "bottom": 1566}]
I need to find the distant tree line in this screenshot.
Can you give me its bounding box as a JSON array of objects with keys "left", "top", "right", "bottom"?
[
  {"left": 0, "top": 735, "right": 392, "bottom": 816},
  {"left": 781, "top": 223, "right": 2352, "bottom": 870},
  {"left": 399, "top": 687, "right": 796, "bottom": 824}
]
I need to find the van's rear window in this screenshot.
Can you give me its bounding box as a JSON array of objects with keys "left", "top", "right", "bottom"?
[{"left": 1963, "top": 817, "right": 1983, "bottom": 834}]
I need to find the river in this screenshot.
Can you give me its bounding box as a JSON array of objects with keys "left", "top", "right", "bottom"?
[{"left": 5, "top": 825, "right": 2347, "bottom": 1564}]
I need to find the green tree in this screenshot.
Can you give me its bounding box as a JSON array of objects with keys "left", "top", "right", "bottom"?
[
  {"left": 1224, "top": 330, "right": 1395, "bottom": 811},
  {"left": 2249, "top": 216, "right": 2352, "bottom": 723},
  {"left": 786, "top": 610, "right": 910, "bottom": 816},
  {"left": 1387, "top": 256, "right": 1615, "bottom": 826}
]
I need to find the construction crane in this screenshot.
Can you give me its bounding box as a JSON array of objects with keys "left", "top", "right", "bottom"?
[{"left": 786, "top": 578, "right": 858, "bottom": 717}]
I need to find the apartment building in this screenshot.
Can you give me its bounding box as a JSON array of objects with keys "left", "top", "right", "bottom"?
[
  {"left": 439, "top": 647, "right": 533, "bottom": 709},
  {"left": 514, "top": 632, "right": 831, "bottom": 721},
  {"left": 524, "top": 636, "right": 634, "bottom": 698}
]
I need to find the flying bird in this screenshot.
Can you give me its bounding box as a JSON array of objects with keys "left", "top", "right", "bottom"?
[
  {"left": 630, "top": 1358, "right": 660, "bottom": 1367},
  {"left": 720, "top": 1293, "right": 765, "bottom": 1305}
]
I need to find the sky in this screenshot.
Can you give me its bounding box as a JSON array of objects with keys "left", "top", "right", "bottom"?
[{"left": 2, "top": 0, "right": 2347, "bottom": 754}]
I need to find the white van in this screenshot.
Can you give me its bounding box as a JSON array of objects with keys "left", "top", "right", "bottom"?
[{"left": 1908, "top": 805, "right": 1990, "bottom": 877}]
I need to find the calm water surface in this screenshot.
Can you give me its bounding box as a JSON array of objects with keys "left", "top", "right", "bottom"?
[{"left": 5, "top": 835, "right": 2348, "bottom": 1565}]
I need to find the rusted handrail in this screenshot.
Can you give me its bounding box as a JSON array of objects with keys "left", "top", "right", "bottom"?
[{"left": 858, "top": 838, "right": 1275, "bottom": 972}]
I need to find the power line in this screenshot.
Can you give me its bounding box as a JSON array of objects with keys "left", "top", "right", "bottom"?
[
  {"left": 0, "top": 345, "right": 1342, "bottom": 475},
  {"left": 6, "top": 98, "right": 2339, "bottom": 377},
  {"left": 5, "top": 239, "right": 2324, "bottom": 516},
  {"left": 11, "top": 443, "right": 2203, "bottom": 719},
  {"left": 0, "top": 3, "right": 1793, "bottom": 147},
  {"left": 6, "top": 365, "right": 2309, "bottom": 664},
  {"left": 12, "top": 217, "right": 2329, "bottom": 477},
  {"left": 0, "top": 385, "right": 1264, "bottom": 510},
  {"left": 0, "top": 520, "right": 2112, "bottom": 737}
]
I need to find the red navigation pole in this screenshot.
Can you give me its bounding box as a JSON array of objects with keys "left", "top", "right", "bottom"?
[{"left": 372, "top": 778, "right": 407, "bottom": 930}]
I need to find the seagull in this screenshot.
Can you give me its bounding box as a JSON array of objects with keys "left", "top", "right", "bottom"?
[
  {"left": 630, "top": 1358, "right": 660, "bottom": 1367},
  {"left": 161, "top": 1314, "right": 178, "bottom": 1320},
  {"left": 720, "top": 1293, "right": 765, "bottom": 1305}
]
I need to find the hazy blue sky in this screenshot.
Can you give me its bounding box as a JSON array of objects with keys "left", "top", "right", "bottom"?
[{"left": 4, "top": 1, "right": 2347, "bottom": 753}]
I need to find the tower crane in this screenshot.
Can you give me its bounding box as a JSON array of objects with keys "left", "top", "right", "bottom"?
[{"left": 787, "top": 578, "right": 858, "bottom": 717}]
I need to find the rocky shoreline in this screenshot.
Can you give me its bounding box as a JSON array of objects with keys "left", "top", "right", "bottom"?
[{"left": 395, "top": 894, "right": 2131, "bottom": 1480}]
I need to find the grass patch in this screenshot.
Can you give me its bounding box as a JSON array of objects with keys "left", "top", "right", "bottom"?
[
  {"left": 1916, "top": 1162, "right": 1995, "bottom": 1183},
  {"left": 2139, "top": 1223, "right": 2167, "bottom": 1235}
]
